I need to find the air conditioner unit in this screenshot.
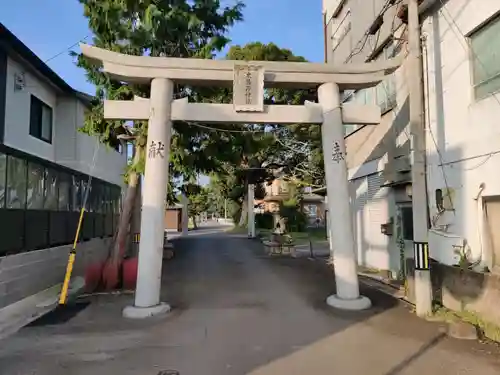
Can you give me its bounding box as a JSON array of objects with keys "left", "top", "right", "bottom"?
[{"left": 393, "top": 157, "right": 411, "bottom": 173}]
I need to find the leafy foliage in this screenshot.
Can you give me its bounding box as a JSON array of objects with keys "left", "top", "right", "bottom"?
[
  {"left": 184, "top": 185, "right": 210, "bottom": 218},
  {"left": 278, "top": 182, "right": 307, "bottom": 232},
  {"left": 255, "top": 212, "right": 274, "bottom": 230},
  {"left": 74, "top": 0, "right": 245, "bottom": 181},
  {"left": 75, "top": 3, "right": 325, "bottom": 229},
  {"left": 207, "top": 42, "right": 325, "bottom": 219}
]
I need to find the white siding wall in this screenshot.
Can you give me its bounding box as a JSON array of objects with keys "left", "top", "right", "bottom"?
[
  {"left": 4, "top": 57, "right": 56, "bottom": 160},
  {"left": 56, "top": 100, "right": 127, "bottom": 187},
  {"left": 424, "top": 1, "right": 500, "bottom": 268},
  {"left": 4, "top": 56, "right": 127, "bottom": 188},
  {"left": 54, "top": 97, "right": 78, "bottom": 163}
]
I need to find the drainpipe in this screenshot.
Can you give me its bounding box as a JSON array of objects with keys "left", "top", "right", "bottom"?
[{"left": 473, "top": 183, "right": 486, "bottom": 268}]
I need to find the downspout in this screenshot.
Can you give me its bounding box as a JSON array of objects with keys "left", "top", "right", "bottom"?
[
  {"left": 420, "top": 32, "right": 432, "bottom": 229},
  {"left": 473, "top": 183, "right": 486, "bottom": 268},
  {"left": 323, "top": 12, "right": 328, "bottom": 63}
]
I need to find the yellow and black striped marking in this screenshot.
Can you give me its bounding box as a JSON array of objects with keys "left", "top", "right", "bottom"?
[
  {"left": 414, "top": 241, "right": 430, "bottom": 270},
  {"left": 133, "top": 233, "right": 140, "bottom": 244}
]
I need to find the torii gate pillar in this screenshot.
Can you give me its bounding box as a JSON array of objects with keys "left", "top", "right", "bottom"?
[
  {"left": 318, "top": 82, "right": 371, "bottom": 310},
  {"left": 123, "top": 78, "right": 173, "bottom": 319},
  {"left": 78, "top": 43, "right": 402, "bottom": 316}
]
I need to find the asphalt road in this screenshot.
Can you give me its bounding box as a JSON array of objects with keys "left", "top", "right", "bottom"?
[{"left": 1, "top": 228, "right": 500, "bottom": 374}]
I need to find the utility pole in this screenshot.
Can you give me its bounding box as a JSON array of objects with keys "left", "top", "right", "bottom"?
[
  {"left": 247, "top": 183, "right": 256, "bottom": 238},
  {"left": 407, "top": 0, "right": 433, "bottom": 317}
]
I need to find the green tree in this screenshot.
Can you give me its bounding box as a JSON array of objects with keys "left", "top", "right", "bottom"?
[
  {"left": 207, "top": 42, "right": 325, "bottom": 226},
  {"left": 74, "top": 0, "right": 244, "bottom": 289},
  {"left": 183, "top": 184, "right": 209, "bottom": 229}
]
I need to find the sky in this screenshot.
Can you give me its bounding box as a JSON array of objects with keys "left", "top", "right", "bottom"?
[{"left": 0, "top": 0, "right": 324, "bottom": 185}]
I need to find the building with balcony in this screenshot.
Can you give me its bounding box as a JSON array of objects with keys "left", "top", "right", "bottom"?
[
  {"left": 0, "top": 23, "right": 127, "bottom": 309},
  {"left": 323, "top": 0, "right": 500, "bottom": 286}
]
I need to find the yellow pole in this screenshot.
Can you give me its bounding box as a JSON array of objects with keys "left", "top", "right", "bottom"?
[{"left": 59, "top": 207, "right": 86, "bottom": 305}]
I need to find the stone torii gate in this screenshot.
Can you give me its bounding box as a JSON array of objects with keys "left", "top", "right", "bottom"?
[{"left": 80, "top": 44, "right": 402, "bottom": 318}]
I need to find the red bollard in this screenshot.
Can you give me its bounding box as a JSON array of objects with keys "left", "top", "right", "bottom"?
[{"left": 122, "top": 256, "right": 139, "bottom": 290}]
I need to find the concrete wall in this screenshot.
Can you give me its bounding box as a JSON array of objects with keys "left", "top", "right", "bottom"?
[
  {"left": 423, "top": 1, "right": 500, "bottom": 269},
  {"left": 0, "top": 238, "right": 111, "bottom": 309},
  {"left": 405, "top": 259, "right": 500, "bottom": 331},
  {"left": 0, "top": 51, "right": 126, "bottom": 311}
]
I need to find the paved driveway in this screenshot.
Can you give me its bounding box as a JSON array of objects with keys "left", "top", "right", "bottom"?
[{"left": 1, "top": 229, "right": 500, "bottom": 374}]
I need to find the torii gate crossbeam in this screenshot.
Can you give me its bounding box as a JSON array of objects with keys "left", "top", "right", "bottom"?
[{"left": 80, "top": 44, "right": 402, "bottom": 318}]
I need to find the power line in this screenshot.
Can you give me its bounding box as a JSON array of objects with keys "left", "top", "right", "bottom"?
[
  {"left": 44, "top": 35, "right": 90, "bottom": 63},
  {"left": 181, "top": 105, "right": 342, "bottom": 133},
  {"left": 346, "top": 0, "right": 404, "bottom": 62},
  {"left": 184, "top": 122, "right": 268, "bottom": 133}
]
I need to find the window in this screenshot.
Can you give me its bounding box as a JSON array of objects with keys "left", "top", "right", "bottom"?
[
  {"left": 112, "top": 187, "right": 121, "bottom": 213},
  {"left": 343, "top": 91, "right": 364, "bottom": 136},
  {"left": 81, "top": 179, "right": 90, "bottom": 210},
  {"left": 95, "top": 183, "right": 104, "bottom": 213},
  {"left": 0, "top": 153, "right": 6, "bottom": 208},
  {"left": 58, "top": 172, "right": 71, "bottom": 211},
  {"left": 26, "top": 162, "right": 45, "bottom": 209},
  {"left": 72, "top": 176, "right": 82, "bottom": 212},
  {"left": 484, "top": 197, "right": 500, "bottom": 267},
  {"left": 89, "top": 182, "right": 98, "bottom": 212},
  {"left": 44, "top": 168, "right": 58, "bottom": 210},
  {"left": 29, "top": 95, "right": 53, "bottom": 143},
  {"left": 470, "top": 14, "right": 500, "bottom": 100},
  {"left": 279, "top": 182, "right": 289, "bottom": 194},
  {"left": 6, "top": 156, "right": 27, "bottom": 209},
  {"left": 375, "top": 42, "right": 397, "bottom": 113},
  {"left": 401, "top": 206, "right": 414, "bottom": 241},
  {"left": 102, "top": 185, "right": 110, "bottom": 213}
]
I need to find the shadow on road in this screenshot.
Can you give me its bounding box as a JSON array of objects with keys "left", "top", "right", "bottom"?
[
  {"left": 384, "top": 333, "right": 446, "bottom": 375},
  {"left": 1, "top": 231, "right": 499, "bottom": 374}
]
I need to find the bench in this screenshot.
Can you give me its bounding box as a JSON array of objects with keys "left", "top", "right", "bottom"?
[{"left": 263, "top": 241, "right": 282, "bottom": 255}]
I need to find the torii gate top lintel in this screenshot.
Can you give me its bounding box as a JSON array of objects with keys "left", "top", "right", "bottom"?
[
  {"left": 80, "top": 43, "right": 402, "bottom": 90},
  {"left": 94, "top": 41, "right": 398, "bottom": 312}
]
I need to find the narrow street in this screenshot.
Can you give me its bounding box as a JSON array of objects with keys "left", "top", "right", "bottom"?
[{"left": 1, "top": 227, "right": 500, "bottom": 374}]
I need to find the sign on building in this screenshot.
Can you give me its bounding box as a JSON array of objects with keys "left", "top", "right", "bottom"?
[{"left": 233, "top": 63, "right": 265, "bottom": 112}]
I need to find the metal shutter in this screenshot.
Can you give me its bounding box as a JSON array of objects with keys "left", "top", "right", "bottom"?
[
  {"left": 364, "top": 172, "right": 391, "bottom": 270},
  {"left": 350, "top": 176, "right": 368, "bottom": 265}
]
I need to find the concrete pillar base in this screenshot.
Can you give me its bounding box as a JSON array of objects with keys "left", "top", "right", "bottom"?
[
  {"left": 326, "top": 294, "right": 372, "bottom": 311},
  {"left": 122, "top": 302, "right": 171, "bottom": 319}
]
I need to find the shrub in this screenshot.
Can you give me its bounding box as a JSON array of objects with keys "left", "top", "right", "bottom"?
[
  {"left": 255, "top": 212, "right": 274, "bottom": 229},
  {"left": 280, "top": 198, "right": 307, "bottom": 232}
]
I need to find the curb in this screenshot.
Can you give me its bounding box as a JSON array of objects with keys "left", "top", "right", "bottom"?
[
  {"left": 0, "top": 277, "right": 85, "bottom": 341},
  {"left": 358, "top": 274, "right": 414, "bottom": 307}
]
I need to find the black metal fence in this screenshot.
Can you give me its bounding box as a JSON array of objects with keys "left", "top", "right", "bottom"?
[{"left": 0, "top": 145, "right": 122, "bottom": 256}]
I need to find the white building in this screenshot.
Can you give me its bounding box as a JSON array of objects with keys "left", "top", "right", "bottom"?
[
  {"left": 424, "top": 1, "right": 500, "bottom": 272},
  {"left": 0, "top": 23, "right": 127, "bottom": 309},
  {"left": 323, "top": 0, "right": 500, "bottom": 277}
]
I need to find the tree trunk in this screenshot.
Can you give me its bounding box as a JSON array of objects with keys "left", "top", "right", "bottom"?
[
  {"left": 102, "top": 144, "right": 142, "bottom": 290},
  {"left": 127, "top": 177, "right": 142, "bottom": 258},
  {"left": 239, "top": 195, "right": 248, "bottom": 227},
  {"left": 190, "top": 215, "right": 198, "bottom": 229}
]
